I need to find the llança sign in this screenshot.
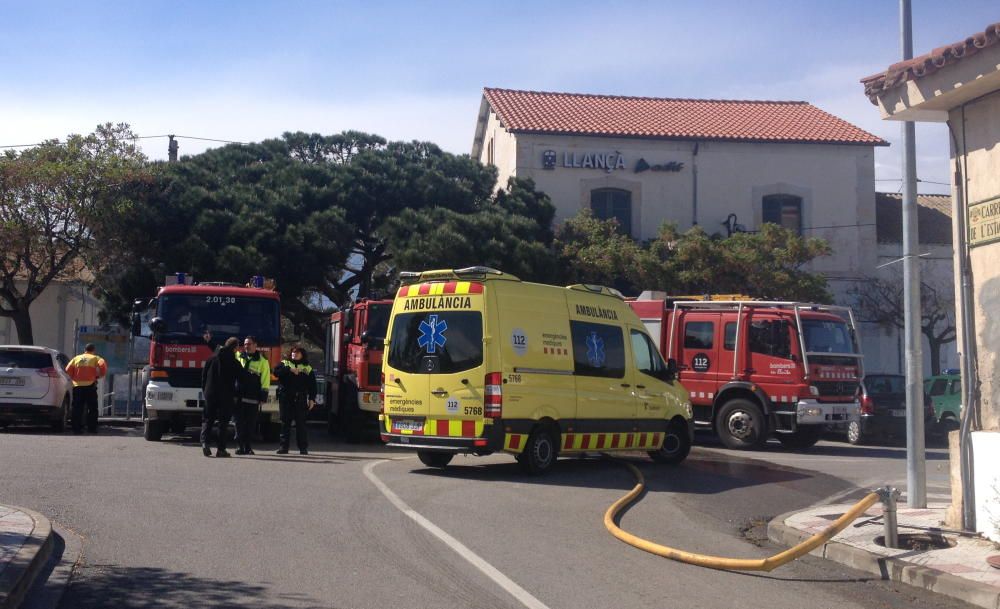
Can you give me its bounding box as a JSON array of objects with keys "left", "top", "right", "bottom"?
[{"left": 542, "top": 150, "right": 684, "bottom": 174}]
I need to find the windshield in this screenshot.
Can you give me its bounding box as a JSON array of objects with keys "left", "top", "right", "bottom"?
[
  {"left": 865, "top": 375, "right": 905, "bottom": 395},
  {"left": 388, "top": 311, "right": 483, "bottom": 374},
  {"left": 801, "top": 319, "right": 856, "bottom": 354},
  {"left": 158, "top": 294, "right": 280, "bottom": 345},
  {"left": 366, "top": 304, "right": 391, "bottom": 340}
]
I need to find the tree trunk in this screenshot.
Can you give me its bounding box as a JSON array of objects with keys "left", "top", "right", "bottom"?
[
  {"left": 10, "top": 307, "right": 34, "bottom": 345},
  {"left": 926, "top": 338, "right": 942, "bottom": 376}
]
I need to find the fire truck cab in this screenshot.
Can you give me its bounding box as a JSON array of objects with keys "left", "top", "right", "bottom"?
[
  {"left": 137, "top": 274, "right": 283, "bottom": 442},
  {"left": 628, "top": 295, "right": 863, "bottom": 450},
  {"left": 325, "top": 299, "right": 391, "bottom": 442}
]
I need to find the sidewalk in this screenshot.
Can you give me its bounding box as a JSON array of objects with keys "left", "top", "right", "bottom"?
[
  {"left": 0, "top": 505, "right": 53, "bottom": 609},
  {"left": 769, "top": 494, "right": 1000, "bottom": 609}
]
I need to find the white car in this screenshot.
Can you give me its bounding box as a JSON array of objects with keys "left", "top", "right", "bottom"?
[{"left": 0, "top": 346, "right": 74, "bottom": 432}]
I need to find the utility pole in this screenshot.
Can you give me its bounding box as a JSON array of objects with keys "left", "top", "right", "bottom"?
[
  {"left": 900, "top": 0, "right": 926, "bottom": 508},
  {"left": 168, "top": 135, "right": 178, "bottom": 163}
]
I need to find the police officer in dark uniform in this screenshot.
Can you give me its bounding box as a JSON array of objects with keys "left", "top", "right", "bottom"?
[{"left": 273, "top": 346, "right": 317, "bottom": 455}]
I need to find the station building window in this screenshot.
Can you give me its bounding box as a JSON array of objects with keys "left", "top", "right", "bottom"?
[
  {"left": 762, "top": 194, "right": 802, "bottom": 234},
  {"left": 590, "top": 188, "right": 632, "bottom": 235}
]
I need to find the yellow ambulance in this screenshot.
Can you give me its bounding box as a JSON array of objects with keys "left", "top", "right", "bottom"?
[{"left": 380, "top": 267, "right": 693, "bottom": 474}]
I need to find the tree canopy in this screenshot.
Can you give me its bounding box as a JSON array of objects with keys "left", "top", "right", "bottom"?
[
  {"left": 94, "top": 129, "right": 834, "bottom": 349},
  {"left": 551, "top": 212, "right": 831, "bottom": 301},
  {"left": 0, "top": 123, "right": 152, "bottom": 344},
  {"left": 101, "top": 132, "right": 557, "bottom": 345}
]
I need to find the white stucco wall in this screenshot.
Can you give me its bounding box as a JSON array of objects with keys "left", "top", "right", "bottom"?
[
  {"left": 951, "top": 94, "right": 1000, "bottom": 433},
  {"left": 476, "top": 108, "right": 518, "bottom": 191},
  {"left": 0, "top": 280, "right": 101, "bottom": 355},
  {"left": 503, "top": 134, "right": 877, "bottom": 281}
]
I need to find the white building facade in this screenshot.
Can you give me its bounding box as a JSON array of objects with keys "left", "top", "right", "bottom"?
[{"left": 472, "top": 88, "right": 888, "bottom": 353}]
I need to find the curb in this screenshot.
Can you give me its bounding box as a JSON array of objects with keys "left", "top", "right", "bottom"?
[
  {"left": 0, "top": 506, "right": 54, "bottom": 609},
  {"left": 768, "top": 510, "right": 1000, "bottom": 609}
]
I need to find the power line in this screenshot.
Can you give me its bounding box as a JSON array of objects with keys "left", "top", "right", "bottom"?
[
  {"left": 0, "top": 134, "right": 249, "bottom": 150},
  {"left": 875, "top": 178, "right": 950, "bottom": 186}
]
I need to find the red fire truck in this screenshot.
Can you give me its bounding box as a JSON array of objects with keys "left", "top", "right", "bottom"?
[
  {"left": 324, "top": 299, "right": 392, "bottom": 442},
  {"left": 137, "top": 274, "right": 283, "bottom": 441},
  {"left": 627, "top": 295, "right": 863, "bottom": 450}
]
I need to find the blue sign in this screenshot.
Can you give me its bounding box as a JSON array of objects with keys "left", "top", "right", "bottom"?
[
  {"left": 418, "top": 315, "right": 448, "bottom": 354},
  {"left": 586, "top": 331, "right": 605, "bottom": 368}
]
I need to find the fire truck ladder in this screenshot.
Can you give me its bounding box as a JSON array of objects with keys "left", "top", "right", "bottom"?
[{"left": 663, "top": 300, "right": 865, "bottom": 382}]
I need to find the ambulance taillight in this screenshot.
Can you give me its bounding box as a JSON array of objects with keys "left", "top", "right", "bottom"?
[{"left": 484, "top": 372, "right": 502, "bottom": 419}]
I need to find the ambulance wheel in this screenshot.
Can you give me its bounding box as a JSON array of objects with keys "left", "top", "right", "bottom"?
[
  {"left": 417, "top": 451, "right": 453, "bottom": 469},
  {"left": 518, "top": 426, "right": 558, "bottom": 475},
  {"left": 716, "top": 399, "right": 767, "bottom": 450},
  {"left": 144, "top": 419, "right": 164, "bottom": 442},
  {"left": 649, "top": 419, "right": 691, "bottom": 464},
  {"left": 777, "top": 426, "right": 823, "bottom": 450}
]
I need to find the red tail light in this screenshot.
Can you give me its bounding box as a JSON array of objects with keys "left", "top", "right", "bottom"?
[
  {"left": 860, "top": 394, "right": 874, "bottom": 415},
  {"left": 36, "top": 367, "right": 59, "bottom": 378},
  {"left": 484, "top": 372, "right": 502, "bottom": 419}
]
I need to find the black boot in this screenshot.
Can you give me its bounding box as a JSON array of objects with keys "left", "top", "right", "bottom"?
[{"left": 202, "top": 444, "right": 212, "bottom": 457}]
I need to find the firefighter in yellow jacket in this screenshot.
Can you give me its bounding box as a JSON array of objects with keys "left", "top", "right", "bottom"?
[
  {"left": 65, "top": 343, "right": 108, "bottom": 434},
  {"left": 235, "top": 336, "right": 271, "bottom": 455}
]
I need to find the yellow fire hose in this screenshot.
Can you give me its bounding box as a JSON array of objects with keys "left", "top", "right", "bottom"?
[{"left": 604, "top": 459, "right": 880, "bottom": 571}]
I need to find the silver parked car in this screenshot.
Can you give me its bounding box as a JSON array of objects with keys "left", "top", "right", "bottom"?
[{"left": 0, "top": 346, "right": 74, "bottom": 432}]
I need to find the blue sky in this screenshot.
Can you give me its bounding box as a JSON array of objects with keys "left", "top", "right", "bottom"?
[{"left": 2, "top": 1, "right": 997, "bottom": 194}]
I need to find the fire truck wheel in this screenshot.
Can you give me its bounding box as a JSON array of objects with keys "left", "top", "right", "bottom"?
[
  {"left": 846, "top": 420, "right": 866, "bottom": 445},
  {"left": 170, "top": 419, "right": 186, "bottom": 434},
  {"left": 518, "top": 426, "right": 559, "bottom": 475},
  {"left": 777, "top": 426, "right": 823, "bottom": 449},
  {"left": 716, "top": 399, "right": 767, "bottom": 450},
  {"left": 144, "top": 419, "right": 164, "bottom": 442},
  {"left": 417, "top": 451, "right": 453, "bottom": 469},
  {"left": 648, "top": 419, "right": 691, "bottom": 464}
]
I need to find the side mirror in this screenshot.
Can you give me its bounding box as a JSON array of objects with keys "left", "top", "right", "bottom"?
[
  {"left": 360, "top": 330, "right": 370, "bottom": 344},
  {"left": 149, "top": 317, "right": 167, "bottom": 335},
  {"left": 130, "top": 313, "right": 142, "bottom": 337},
  {"left": 665, "top": 358, "right": 678, "bottom": 381}
]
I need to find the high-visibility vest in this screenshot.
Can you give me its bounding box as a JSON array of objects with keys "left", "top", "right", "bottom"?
[
  {"left": 280, "top": 360, "right": 313, "bottom": 374},
  {"left": 66, "top": 353, "right": 107, "bottom": 387},
  {"left": 236, "top": 351, "right": 271, "bottom": 389}
]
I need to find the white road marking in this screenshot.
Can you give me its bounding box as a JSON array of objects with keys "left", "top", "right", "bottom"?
[{"left": 363, "top": 460, "right": 552, "bottom": 609}]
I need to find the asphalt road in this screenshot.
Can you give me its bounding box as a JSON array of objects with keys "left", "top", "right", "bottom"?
[{"left": 0, "top": 422, "right": 967, "bottom": 609}]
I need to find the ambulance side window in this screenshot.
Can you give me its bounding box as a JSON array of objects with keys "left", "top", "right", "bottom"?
[
  {"left": 570, "top": 321, "right": 625, "bottom": 379},
  {"left": 630, "top": 330, "right": 666, "bottom": 378}
]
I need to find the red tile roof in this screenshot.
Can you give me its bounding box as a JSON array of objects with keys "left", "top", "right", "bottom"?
[
  {"left": 876, "top": 192, "right": 953, "bottom": 245},
  {"left": 862, "top": 22, "right": 1000, "bottom": 103},
  {"left": 482, "top": 88, "right": 886, "bottom": 146}
]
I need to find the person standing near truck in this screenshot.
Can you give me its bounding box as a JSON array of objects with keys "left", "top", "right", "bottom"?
[
  {"left": 235, "top": 336, "right": 270, "bottom": 455},
  {"left": 66, "top": 343, "right": 108, "bottom": 434},
  {"left": 201, "top": 337, "right": 241, "bottom": 457},
  {"left": 273, "top": 346, "right": 317, "bottom": 455}
]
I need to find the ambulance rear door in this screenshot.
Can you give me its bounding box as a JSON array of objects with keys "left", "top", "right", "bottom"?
[{"left": 384, "top": 282, "right": 487, "bottom": 438}]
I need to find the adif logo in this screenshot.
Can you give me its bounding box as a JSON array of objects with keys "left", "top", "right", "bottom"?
[{"left": 542, "top": 150, "right": 557, "bottom": 169}]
